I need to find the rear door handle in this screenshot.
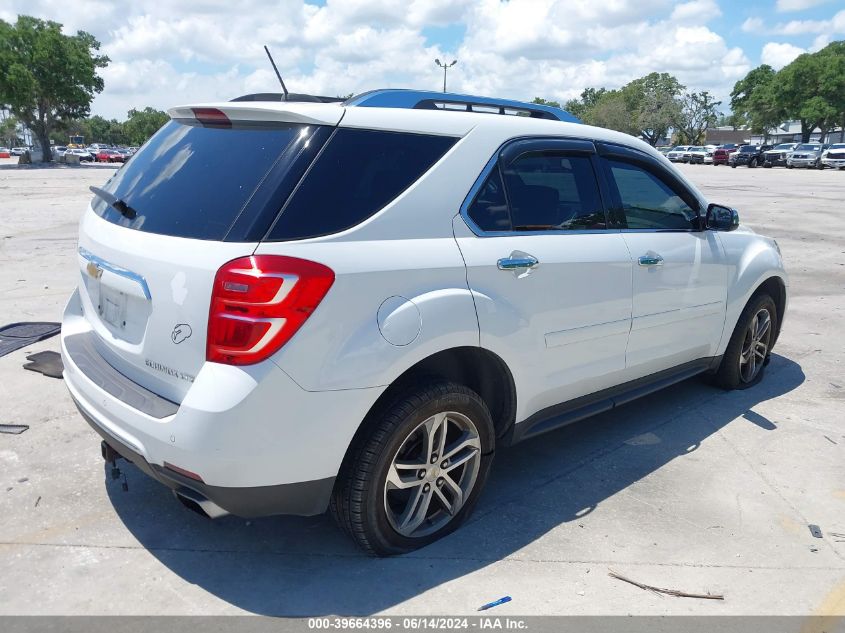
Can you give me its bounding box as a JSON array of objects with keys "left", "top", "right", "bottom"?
[
  {"left": 497, "top": 255, "right": 539, "bottom": 270},
  {"left": 638, "top": 254, "right": 664, "bottom": 266}
]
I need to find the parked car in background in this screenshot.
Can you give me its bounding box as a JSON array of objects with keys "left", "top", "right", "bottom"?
[
  {"left": 666, "top": 145, "right": 690, "bottom": 162},
  {"left": 730, "top": 145, "right": 772, "bottom": 168},
  {"left": 0, "top": 147, "right": 11, "bottom": 158},
  {"left": 61, "top": 90, "right": 788, "bottom": 555},
  {"left": 657, "top": 147, "right": 671, "bottom": 155},
  {"left": 686, "top": 147, "right": 708, "bottom": 164},
  {"left": 10, "top": 147, "right": 29, "bottom": 156},
  {"left": 787, "top": 143, "right": 824, "bottom": 169},
  {"left": 821, "top": 143, "right": 845, "bottom": 170},
  {"left": 763, "top": 143, "right": 799, "bottom": 168},
  {"left": 96, "top": 149, "right": 126, "bottom": 163},
  {"left": 712, "top": 148, "right": 731, "bottom": 166},
  {"left": 53, "top": 146, "right": 68, "bottom": 159},
  {"left": 67, "top": 148, "right": 95, "bottom": 162}
]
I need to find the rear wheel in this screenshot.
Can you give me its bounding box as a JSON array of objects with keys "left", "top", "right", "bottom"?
[
  {"left": 331, "top": 381, "right": 494, "bottom": 556},
  {"left": 713, "top": 293, "right": 778, "bottom": 390}
]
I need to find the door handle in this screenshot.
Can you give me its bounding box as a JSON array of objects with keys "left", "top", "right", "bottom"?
[
  {"left": 638, "top": 254, "right": 664, "bottom": 266},
  {"left": 497, "top": 255, "right": 539, "bottom": 270}
]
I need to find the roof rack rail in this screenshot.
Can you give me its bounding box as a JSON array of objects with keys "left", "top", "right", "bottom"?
[
  {"left": 344, "top": 89, "right": 580, "bottom": 123},
  {"left": 231, "top": 93, "right": 345, "bottom": 103}
]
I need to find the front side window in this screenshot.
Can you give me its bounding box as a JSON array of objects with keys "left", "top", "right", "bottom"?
[{"left": 606, "top": 159, "right": 697, "bottom": 230}]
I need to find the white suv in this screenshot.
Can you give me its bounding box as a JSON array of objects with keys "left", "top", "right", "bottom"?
[{"left": 61, "top": 90, "right": 788, "bottom": 555}]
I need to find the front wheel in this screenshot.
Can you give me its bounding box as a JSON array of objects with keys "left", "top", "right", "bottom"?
[
  {"left": 331, "top": 381, "right": 495, "bottom": 556},
  {"left": 749, "top": 158, "right": 758, "bottom": 168},
  {"left": 713, "top": 293, "right": 778, "bottom": 390}
]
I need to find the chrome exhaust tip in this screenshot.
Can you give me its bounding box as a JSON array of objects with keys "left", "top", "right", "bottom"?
[{"left": 173, "top": 488, "right": 230, "bottom": 519}]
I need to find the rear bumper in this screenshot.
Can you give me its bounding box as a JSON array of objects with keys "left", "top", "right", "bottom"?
[
  {"left": 75, "top": 400, "right": 334, "bottom": 517},
  {"left": 61, "top": 288, "right": 383, "bottom": 517}
]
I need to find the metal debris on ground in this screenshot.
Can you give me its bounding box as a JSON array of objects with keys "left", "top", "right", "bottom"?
[
  {"left": 0, "top": 424, "right": 29, "bottom": 435},
  {"left": 809, "top": 524, "right": 823, "bottom": 538},
  {"left": 608, "top": 569, "right": 724, "bottom": 600}
]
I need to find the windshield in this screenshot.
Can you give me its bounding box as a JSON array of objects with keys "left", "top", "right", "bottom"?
[
  {"left": 829, "top": 144, "right": 845, "bottom": 149},
  {"left": 740, "top": 146, "right": 756, "bottom": 153},
  {"left": 774, "top": 144, "right": 794, "bottom": 150},
  {"left": 797, "top": 144, "right": 820, "bottom": 151}
]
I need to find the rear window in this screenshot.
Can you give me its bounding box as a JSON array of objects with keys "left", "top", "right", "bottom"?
[
  {"left": 90, "top": 119, "right": 327, "bottom": 241},
  {"left": 266, "top": 129, "right": 457, "bottom": 241}
]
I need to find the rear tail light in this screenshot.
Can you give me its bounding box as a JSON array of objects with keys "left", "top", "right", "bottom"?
[{"left": 207, "top": 255, "right": 334, "bottom": 366}]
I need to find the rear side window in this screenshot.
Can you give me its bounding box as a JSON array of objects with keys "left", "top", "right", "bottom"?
[
  {"left": 267, "top": 129, "right": 457, "bottom": 241},
  {"left": 466, "top": 152, "right": 606, "bottom": 232},
  {"left": 90, "top": 120, "right": 325, "bottom": 241},
  {"left": 503, "top": 153, "right": 605, "bottom": 230}
]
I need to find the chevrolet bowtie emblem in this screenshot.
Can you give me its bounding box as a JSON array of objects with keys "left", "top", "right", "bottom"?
[{"left": 86, "top": 261, "right": 103, "bottom": 279}]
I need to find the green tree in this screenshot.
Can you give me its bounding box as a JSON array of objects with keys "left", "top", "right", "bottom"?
[
  {"left": 562, "top": 87, "right": 607, "bottom": 121},
  {"left": 0, "top": 15, "right": 109, "bottom": 161},
  {"left": 775, "top": 46, "right": 845, "bottom": 142},
  {"left": 0, "top": 112, "right": 20, "bottom": 146},
  {"left": 531, "top": 97, "right": 561, "bottom": 108},
  {"left": 621, "top": 72, "right": 684, "bottom": 146},
  {"left": 730, "top": 64, "right": 781, "bottom": 140},
  {"left": 674, "top": 91, "right": 721, "bottom": 144},
  {"left": 583, "top": 90, "right": 637, "bottom": 135},
  {"left": 122, "top": 107, "right": 168, "bottom": 146}
]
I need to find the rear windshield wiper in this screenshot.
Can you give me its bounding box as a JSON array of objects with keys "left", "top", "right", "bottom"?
[{"left": 89, "top": 186, "right": 137, "bottom": 220}]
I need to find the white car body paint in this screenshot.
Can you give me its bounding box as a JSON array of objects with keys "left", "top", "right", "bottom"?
[{"left": 61, "top": 98, "right": 787, "bottom": 513}]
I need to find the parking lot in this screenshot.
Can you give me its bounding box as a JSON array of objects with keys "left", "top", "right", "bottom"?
[{"left": 0, "top": 159, "right": 843, "bottom": 616}]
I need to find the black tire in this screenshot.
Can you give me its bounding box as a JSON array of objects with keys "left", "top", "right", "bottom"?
[
  {"left": 331, "top": 381, "right": 495, "bottom": 556},
  {"left": 763, "top": 162, "right": 772, "bottom": 168},
  {"left": 748, "top": 158, "right": 757, "bottom": 168},
  {"left": 787, "top": 164, "right": 793, "bottom": 169},
  {"left": 713, "top": 293, "right": 778, "bottom": 390}
]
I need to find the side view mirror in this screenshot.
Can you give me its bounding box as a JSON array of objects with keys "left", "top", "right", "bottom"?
[{"left": 705, "top": 203, "right": 739, "bottom": 231}]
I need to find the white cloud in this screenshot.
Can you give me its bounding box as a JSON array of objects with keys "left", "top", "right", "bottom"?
[
  {"left": 741, "top": 17, "right": 765, "bottom": 33},
  {"left": 761, "top": 42, "right": 806, "bottom": 69},
  {"left": 0, "top": 0, "right": 826, "bottom": 121},
  {"left": 775, "top": 0, "right": 830, "bottom": 12},
  {"left": 773, "top": 9, "right": 845, "bottom": 35},
  {"left": 670, "top": 0, "right": 722, "bottom": 23}
]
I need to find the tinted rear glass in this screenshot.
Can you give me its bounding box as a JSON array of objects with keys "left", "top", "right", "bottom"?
[
  {"left": 267, "top": 129, "right": 457, "bottom": 241},
  {"left": 90, "top": 120, "right": 323, "bottom": 241}
]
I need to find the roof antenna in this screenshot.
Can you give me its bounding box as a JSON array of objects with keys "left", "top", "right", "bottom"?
[{"left": 264, "top": 45, "right": 289, "bottom": 101}]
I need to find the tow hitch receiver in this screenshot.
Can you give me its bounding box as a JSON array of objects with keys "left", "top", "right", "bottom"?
[{"left": 101, "top": 440, "right": 129, "bottom": 491}]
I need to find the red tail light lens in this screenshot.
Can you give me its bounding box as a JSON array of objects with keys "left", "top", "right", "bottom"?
[
  {"left": 207, "top": 255, "right": 334, "bottom": 366},
  {"left": 191, "top": 107, "right": 231, "bottom": 128}
]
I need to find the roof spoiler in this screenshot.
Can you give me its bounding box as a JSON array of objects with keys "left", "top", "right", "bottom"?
[{"left": 230, "top": 93, "right": 345, "bottom": 103}]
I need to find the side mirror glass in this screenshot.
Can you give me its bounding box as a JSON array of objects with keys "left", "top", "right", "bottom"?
[{"left": 705, "top": 203, "right": 739, "bottom": 231}]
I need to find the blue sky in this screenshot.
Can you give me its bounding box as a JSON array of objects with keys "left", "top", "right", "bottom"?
[{"left": 2, "top": 0, "right": 843, "bottom": 118}]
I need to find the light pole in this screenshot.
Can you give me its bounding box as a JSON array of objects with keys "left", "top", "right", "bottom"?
[{"left": 434, "top": 58, "right": 457, "bottom": 93}]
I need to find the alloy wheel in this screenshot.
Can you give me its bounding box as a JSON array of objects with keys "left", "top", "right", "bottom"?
[
  {"left": 739, "top": 308, "right": 771, "bottom": 383},
  {"left": 383, "top": 411, "right": 481, "bottom": 538}
]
